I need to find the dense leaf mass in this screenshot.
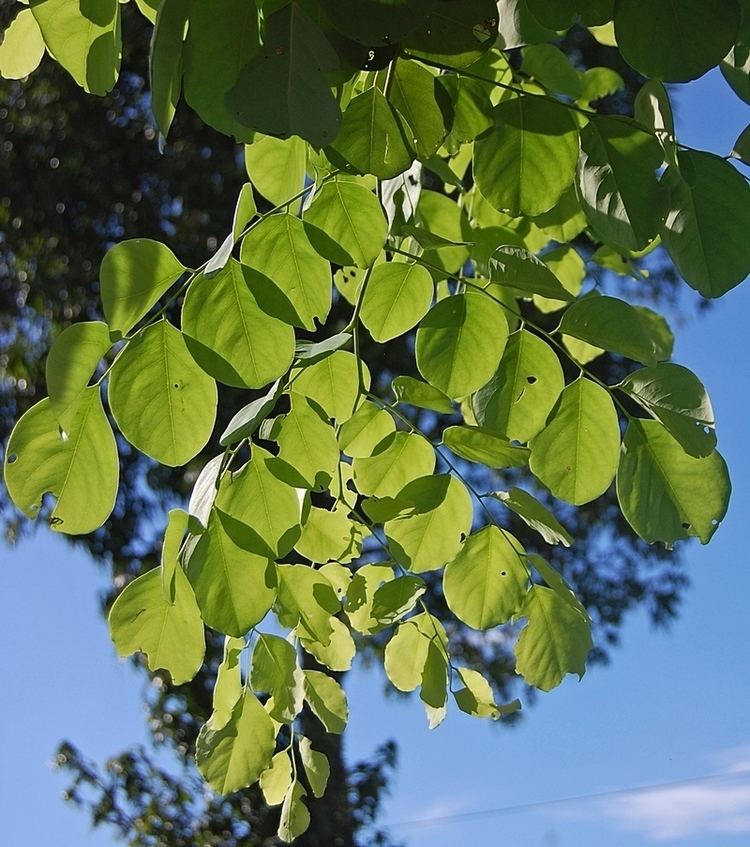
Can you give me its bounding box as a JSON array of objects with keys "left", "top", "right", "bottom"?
[{"left": 2, "top": 0, "right": 745, "bottom": 843}]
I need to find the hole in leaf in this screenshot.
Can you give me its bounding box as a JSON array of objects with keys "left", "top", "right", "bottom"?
[
  {"left": 49, "top": 516, "right": 63, "bottom": 526},
  {"left": 704, "top": 426, "right": 711, "bottom": 434},
  {"left": 7, "top": 454, "right": 17, "bottom": 464},
  {"left": 526, "top": 375, "right": 537, "bottom": 384},
  {"left": 500, "top": 571, "right": 507, "bottom": 577},
  {"left": 711, "top": 518, "right": 719, "bottom": 526},
  {"left": 459, "top": 532, "right": 467, "bottom": 542},
  {"left": 173, "top": 383, "right": 180, "bottom": 389},
  {"left": 682, "top": 522, "right": 691, "bottom": 530}
]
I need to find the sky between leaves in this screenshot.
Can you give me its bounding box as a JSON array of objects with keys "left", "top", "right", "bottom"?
[{"left": 1, "top": 69, "right": 750, "bottom": 847}]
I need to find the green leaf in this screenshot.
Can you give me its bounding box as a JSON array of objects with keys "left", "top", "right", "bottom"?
[
  {"left": 272, "top": 393, "right": 340, "bottom": 489},
  {"left": 559, "top": 294, "right": 671, "bottom": 365},
  {"left": 619, "top": 363, "right": 716, "bottom": 458},
  {"left": 150, "top": 0, "right": 191, "bottom": 139},
  {"left": 295, "top": 505, "right": 361, "bottom": 566},
  {"left": 45, "top": 321, "right": 111, "bottom": 430},
  {"left": 30, "top": 0, "right": 121, "bottom": 94},
  {"left": 488, "top": 247, "right": 576, "bottom": 302},
  {"left": 578, "top": 66, "right": 625, "bottom": 106},
  {"left": 614, "top": 0, "right": 741, "bottom": 83},
  {"left": 438, "top": 75, "right": 495, "bottom": 150},
  {"left": 304, "top": 179, "right": 387, "bottom": 269},
  {"left": 328, "top": 87, "right": 414, "bottom": 180},
  {"left": 472, "top": 329, "right": 565, "bottom": 442},
  {"left": 634, "top": 79, "right": 677, "bottom": 166},
  {"left": 300, "top": 617, "right": 356, "bottom": 672},
  {"left": 488, "top": 489, "right": 573, "bottom": 547},
  {"left": 353, "top": 431, "right": 435, "bottom": 498},
  {"left": 250, "top": 633, "right": 303, "bottom": 723},
  {"left": 227, "top": 0, "right": 341, "bottom": 147},
  {"left": 276, "top": 564, "right": 340, "bottom": 646},
  {"left": 532, "top": 186, "right": 587, "bottom": 245},
  {"left": 533, "top": 245, "right": 586, "bottom": 313},
  {"left": 260, "top": 751, "right": 293, "bottom": 807},
  {"left": 211, "top": 636, "right": 245, "bottom": 728},
  {"left": 416, "top": 293, "right": 508, "bottom": 399},
  {"left": 299, "top": 738, "right": 330, "bottom": 799},
  {"left": 217, "top": 446, "right": 302, "bottom": 558},
  {"left": 303, "top": 670, "right": 348, "bottom": 734},
  {"left": 392, "top": 375, "right": 454, "bottom": 414},
  {"left": 100, "top": 239, "right": 186, "bottom": 337},
  {"left": 525, "top": 0, "right": 614, "bottom": 29},
  {"left": 295, "top": 332, "right": 353, "bottom": 365},
  {"left": 292, "top": 350, "right": 366, "bottom": 423},
  {"left": 722, "top": 42, "right": 750, "bottom": 105},
  {"left": 345, "top": 563, "right": 395, "bottom": 634},
  {"left": 160, "top": 507, "right": 190, "bottom": 603},
  {"left": 389, "top": 59, "right": 451, "bottom": 160},
  {"left": 182, "top": 260, "right": 295, "bottom": 389},
  {"left": 514, "top": 585, "right": 593, "bottom": 691},
  {"left": 454, "top": 667, "right": 520, "bottom": 720},
  {"left": 319, "top": 562, "right": 353, "bottom": 600},
  {"left": 404, "top": 0, "right": 498, "bottom": 68},
  {"left": 278, "top": 782, "right": 310, "bottom": 843},
  {"left": 384, "top": 619, "right": 431, "bottom": 692},
  {"left": 442, "top": 425, "right": 530, "bottom": 468},
  {"left": 244, "top": 134, "right": 307, "bottom": 211},
  {"left": 4, "top": 389, "right": 119, "bottom": 535},
  {"left": 240, "top": 213, "right": 331, "bottom": 330},
  {"left": 617, "top": 419, "right": 730, "bottom": 545},
  {"left": 220, "top": 380, "right": 283, "bottom": 447},
  {"left": 530, "top": 378, "right": 620, "bottom": 505},
  {"left": 474, "top": 96, "right": 580, "bottom": 217},
  {"left": 187, "top": 510, "right": 277, "bottom": 637},
  {"left": 0, "top": 8, "right": 45, "bottom": 79},
  {"left": 443, "top": 526, "right": 528, "bottom": 629},
  {"left": 522, "top": 44, "right": 583, "bottom": 98},
  {"left": 338, "top": 400, "right": 395, "bottom": 459},
  {"left": 205, "top": 184, "right": 257, "bottom": 276},
  {"left": 660, "top": 150, "right": 750, "bottom": 298},
  {"left": 371, "top": 575, "right": 426, "bottom": 628},
  {"left": 108, "top": 566, "right": 205, "bottom": 685},
  {"left": 182, "top": 0, "right": 260, "bottom": 141},
  {"left": 384, "top": 474, "right": 473, "bottom": 574},
  {"left": 188, "top": 455, "right": 224, "bottom": 531},
  {"left": 731, "top": 124, "right": 750, "bottom": 164},
  {"left": 576, "top": 116, "right": 666, "bottom": 253},
  {"left": 361, "top": 262, "right": 434, "bottom": 343},
  {"left": 196, "top": 691, "right": 276, "bottom": 794},
  {"left": 320, "top": 0, "right": 437, "bottom": 47},
  {"left": 415, "top": 189, "right": 472, "bottom": 275},
  {"left": 108, "top": 320, "right": 217, "bottom": 467},
  {"left": 526, "top": 553, "right": 589, "bottom": 618}
]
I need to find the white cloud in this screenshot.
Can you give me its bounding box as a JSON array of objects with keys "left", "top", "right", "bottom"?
[
  {"left": 600, "top": 780, "right": 750, "bottom": 841},
  {"left": 551, "top": 743, "right": 750, "bottom": 841}
]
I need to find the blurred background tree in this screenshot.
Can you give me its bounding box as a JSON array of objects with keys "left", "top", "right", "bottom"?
[{"left": 0, "top": 5, "right": 695, "bottom": 845}]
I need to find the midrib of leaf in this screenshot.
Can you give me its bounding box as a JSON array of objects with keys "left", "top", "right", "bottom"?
[
  {"left": 229, "top": 265, "right": 260, "bottom": 382},
  {"left": 335, "top": 183, "right": 367, "bottom": 266},
  {"left": 54, "top": 388, "right": 96, "bottom": 514},
  {"left": 284, "top": 216, "right": 315, "bottom": 324},
  {"left": 160, "top": 322, "right": 179, "bottom": 463},
  {"left": 215, "top": 522, "right": 243, "bottom": 633},
  {"left": 377, "top": 265, "right": 415, "bottom": 337}
]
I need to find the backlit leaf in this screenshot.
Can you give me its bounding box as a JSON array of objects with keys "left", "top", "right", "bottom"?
[
  {"left": 416, "top": 293, "right": 508, "bottom": 399},
  {"left": 443, "top": 526, "right": 528, "bottom": 629},
  {"left": 514, "top": 585, "right": 593, "bottom": 691},
  {"left": 474, "top": 96, "right": 580, "bottom": 217},
  {"left": 487, "top": 488, "right": 573, "bottom": 547},
  {"left": 0, "top": 8, "right": 45, "bottom": 80},
  {"left": 4, "top": 388, "right": 119, "bottom": 535},
  {"left": 361, "top": 262, "right": 434, "bottom": 343},
  {"left": 109, "top": 566, "right": 205, "bottom": 685},
  {"left": 353, "top": 431, "right": 435, "bottom": 498},
  {"left": 616, "top": 419, "right": 730, "bottom": 545},
  {"left": 442, "top": 425, "right": 530, "bottom": 468},
  {"left": 108, "top": 320, "right": 217, "bottom": 467},
  {"left": 182, "top": 260, "right": 295, "bottom": 389},
  {"left": 303, "top": 670, "right": 348, "bottom": 734},
  {"left": 100, "top": 239, "right": 186, "bottom": 337},
  {"left": 530, "top": 378, "right": 620, "bottom": 505}
]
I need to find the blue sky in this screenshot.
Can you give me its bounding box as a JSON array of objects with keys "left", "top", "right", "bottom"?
[{"left": 1, "top": 70, "right": 749, "bottom": 846}]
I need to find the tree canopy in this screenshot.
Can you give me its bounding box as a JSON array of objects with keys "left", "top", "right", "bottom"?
[{"left": 2, "top": 0, "right": 748, "bottom": 842}]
